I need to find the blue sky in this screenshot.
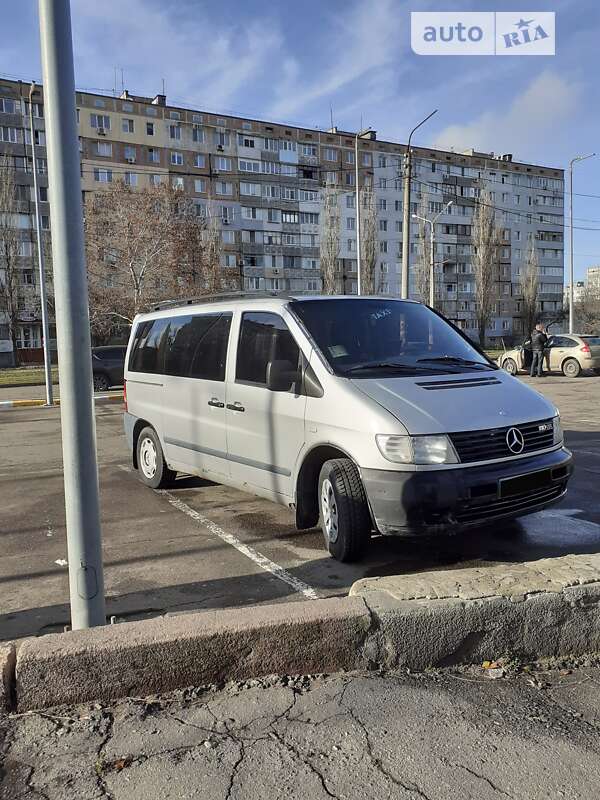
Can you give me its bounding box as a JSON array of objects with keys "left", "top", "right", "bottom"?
[{"left": 4, "top": 0, "right": 600, "bottom": 280}]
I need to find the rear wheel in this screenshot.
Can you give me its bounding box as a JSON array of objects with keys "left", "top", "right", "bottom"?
[
  {"left": 93, "top": 372, "right": 110, "bottom": 392},
  {"left": 502, "top": 358, "right": 517, "bottom": 376},
  {"left": 136, "top": 426, "right": 175, "bottom": 489},
  {"left": 562, "top": 358, "right": 581, "bottom": 378},
  {"left": 318, "top": 458, "right": 371, "bottom": 562}
]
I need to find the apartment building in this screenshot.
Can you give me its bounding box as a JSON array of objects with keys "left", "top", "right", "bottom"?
[{"left": 0, "top": 77, "right": 565, "bottom": 364}]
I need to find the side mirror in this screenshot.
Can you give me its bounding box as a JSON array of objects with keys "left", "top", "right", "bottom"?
[{"left": 266, "top": 359, "right": 299, "bottom": 392}]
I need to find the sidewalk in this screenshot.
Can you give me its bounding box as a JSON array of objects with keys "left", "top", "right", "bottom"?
[
  {"left": 2, "top": 666, "right": 600, "bottom": 799},
  {"left": 0, "top": 384, "right": 122, "bottom": 409}
]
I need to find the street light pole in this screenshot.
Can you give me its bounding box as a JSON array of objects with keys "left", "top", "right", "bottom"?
[
  {"left": 412, "top": 200, "right": 453, "bottom": 308},
  {"left": 354, "top": 127, "right": 371, "bottom": 295},
  {"left": 401, "top": 110, "right": 437, "bottom": 299},
  {"left": 568, "top": 153, "right": 595, "bottom": 333},
  {"left": 28, "top": 82, "right": 54, "bottom": 407},
  {"left": 39, "top": 0, "right": 106, "bottom": 629}
]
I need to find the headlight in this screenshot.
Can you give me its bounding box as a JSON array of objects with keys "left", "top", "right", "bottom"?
[
  {"left": 552, "top": 415, "right": 563, "bottom": 445},
  {"left": 376, "top": 434, "right": 459, "bottom": 465}
]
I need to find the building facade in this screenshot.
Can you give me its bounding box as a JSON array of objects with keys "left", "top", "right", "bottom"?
[{"left": 0, "top": 77, "right": 565, "bottom": 364}]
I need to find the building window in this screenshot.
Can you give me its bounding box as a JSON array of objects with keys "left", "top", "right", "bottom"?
[
  {"left": 222, "top": 230, "right": 235, "bottom": 244},
  {"left": 148, "top": 148, "right": 160, "bottom": 163},
  {"left": 214, "top": 131, "right": 230, "bottom": 147},
  {"left": 280, "top": 139, "right": 296, "bottom": 152},
  {"left": 194, "top": 178, "right": 206, "bottom": 193},
  {"left": 282, "top": 211, "right": 299, "bottom": 224},
  {"left": 170, "top": 151, "right": 183, "bottom": 165},
  {"left": 90, "top": 113, "right": 110, "bottom": 130},
  {"left": 124, "top": 145, "right": 136, "bottom": 161},
  {"left": 361, "top": 153, "right": 371, "bottom": 167},
  {"left": 302, "top": 144, "right": 317, "bottom": 157},
  {"left": 323, "top": 148, "right": 337, "bottom": 161},
  {"left": 347, "top": 217, "right": 356, "bottom": 231},
  {"left": 215, "top": 156, "right": 232, "bottom": 171},
  {"left": 0, "top": 98, "right": 19, "bottom": 114},
  {"left": 122, "top": 118, "right": 134, "bottom": 133},
  {"left": 149, "top": 174, "right": 162, "bottom": 186},
  {"left": 124, "top": 172, "right": 138, "bottom": 187},
  {"left": 194, "top": 154, "right": 206, "bottom": 168},
  {"left": 169, "top": 124, "right": 181, "bottom": 140},
  {"left": 239, "top": 158, "right": 260, "bottom": 173},
  {"left": 377, "top": 199, "right": 387, "bottom": 211},
  {"left": 240, "top": 181, "right": 260, "bottom": 196},
  {"left": 299, "top": 212, "right": 319, "bottom": 225},
  {"left": 0, "top": 125, "right": 18, "bottom": 143},
  {"left": 378, "top": 155, "right": 387, "bottom": 168},
  {"left": 192, "top": 126, "right": 204, "bottom": 143},
  {"left": 146, "top": 122, "right": 155, "bottom": 136},
  {"left": 18, "top": 241, "right": 33, "bottom": 257},
  {"left": 379, "top": 219, "right": 387, "bottom": 232},
  {"left": 215, "top": 181, "right": 233, "bottom": 196},
  {"left": 172, "top": 176, "right": 184, "bottom": 190},
  {"left": 41, "top": 215, "right": 50, "bottom": 229},
  {"left": 145, "top": 106, "right": 158, "bottom": 116},
  {"left": 169, "top": 111, "right": 181, "bottom": 120},
  {"left": 93, "top": 168, "right": 112, "bottom": 183}
]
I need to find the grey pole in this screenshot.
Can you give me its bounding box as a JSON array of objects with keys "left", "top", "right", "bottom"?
[
  {"left": 401, "top": 110, "right": 437, "bottom": 299},
  {"left": 429, "top": 223, "right": 435, "bottom": 308},
  {"left": 39, "top": 0, "right": 106, "bottom": 629},
  {"left": 354, "top": 133, "right": 361, "bottom": 295},
  {"left": 568, "top": 153, "right": 595, "bottom": 334},
  {"left": 28, "top": 82, "right": 54, "bottom": 407}
]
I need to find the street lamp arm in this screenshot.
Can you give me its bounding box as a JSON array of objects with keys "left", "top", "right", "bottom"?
[{"left": 407, "top": 109, "right": 438, "bottom": 149}]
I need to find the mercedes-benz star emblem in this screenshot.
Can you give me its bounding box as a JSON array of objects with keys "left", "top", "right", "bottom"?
[{"left": 506, "top": 427, "right": 525, "bottom": 454}]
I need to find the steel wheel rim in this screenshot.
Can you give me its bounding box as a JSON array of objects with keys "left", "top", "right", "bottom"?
[
  {"left": 321, "top": 478, "right": 339, "bottom": 544},
  {"left": 93, "top": 375, "right": 106, "bottom": 391},
  {"left": 140, "top": 437, "right": 157, "bottom": 479},
  {"left": 565, "top": 361, "right": 577, "bottom": 377},
  {"left": 505, "top": 360, "right": 515, "bottom": 375}
]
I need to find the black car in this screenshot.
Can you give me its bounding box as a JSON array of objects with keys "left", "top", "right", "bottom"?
[{"left": 92, "top": 346, "right": 127, "bottom": 391}]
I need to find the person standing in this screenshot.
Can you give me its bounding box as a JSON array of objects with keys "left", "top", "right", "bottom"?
[{"left": 530, "top": 323, "right": 548, "bottom": 377}]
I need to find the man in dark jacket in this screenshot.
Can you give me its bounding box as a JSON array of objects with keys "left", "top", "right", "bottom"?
[{"left": 530, "top": 323, "right": 548, "bottom": 377}]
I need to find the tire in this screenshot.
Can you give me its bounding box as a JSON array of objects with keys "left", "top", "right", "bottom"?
[
  {"left": 562, "top": 358, "right": 581, "bottom": 378},
  {"left": 93, "top": 372, "right": 110, "bottom": 392},
  {"left": 136, "top": 426, "right": 176, "bottom": 489},
  {"left": 502, "top": 358, "right": 517, "bottom": 376},
  {"left": 318, "top": 458, "right": 371, "bottom": 562}
]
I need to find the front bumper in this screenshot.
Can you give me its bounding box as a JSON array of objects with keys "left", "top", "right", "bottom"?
[{"left": 362, "top": 447, "right": 573, "bottom": 536}]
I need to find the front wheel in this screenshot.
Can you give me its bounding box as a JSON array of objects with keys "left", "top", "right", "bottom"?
[
  {"left": 318, "top": 458, "right": 371, "bottom": 562},
  {"left": 136, "top": 426, "right": 176, "bottom": 489},
  {"left": 502, "top": 358, "right": 517, "bottom": 376},
  {"left": 562, "top": 358, "right": 581, "bottom": 378},
  {"left": 93, "top": 373, "right": 110, "bottom": 392}
]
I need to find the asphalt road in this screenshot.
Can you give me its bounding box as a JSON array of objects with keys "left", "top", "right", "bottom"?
[
  {"left": 3, "top": 664, "right": 600, "bottom": 799},
  {"left": 1, "top": 374, "right": 599, "bottom": 642}
]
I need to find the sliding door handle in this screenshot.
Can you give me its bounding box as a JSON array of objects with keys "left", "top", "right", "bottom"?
[
  {"left": 208, "top": 398, "right": 225, "bottom": 408},
  {"left": 226, "top": 402, "right": 245, "bottom": 412}
]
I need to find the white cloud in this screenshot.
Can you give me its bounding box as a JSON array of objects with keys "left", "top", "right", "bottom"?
[{"left": 433, "top": 70, "right": 583, "bottom": 161}]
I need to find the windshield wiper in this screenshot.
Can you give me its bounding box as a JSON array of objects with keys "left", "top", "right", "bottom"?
[
  {"left": 345, "top": 361, "right": 440, "bottom": 374},
  {"left": 416, "top": 356, "right": 494, "bottom": 370}
]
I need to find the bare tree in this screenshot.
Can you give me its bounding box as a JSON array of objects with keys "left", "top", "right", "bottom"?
[
  {"left": 471, "top": 187, "right": 501, "bottom": 346},
  {"left": 575, "top": 284, "right": 600, "bottom": 334},
  {"left": 320, "top": 182, "right": 341, "bottom": 294},
  {"left": 414, "top": 191, "right": 432, "bottom": 304},
  {"left": 360, "top": 177, "right": 377, "bottom": 295},
  {"left": 521, "top": 237, "right": 540, "bottom": 337},
  {"left": 0, "top": 155, "right": 27, "bottom": 365},
  {"left": 85, "top": 181, "right": 226, "bottom": 341}
]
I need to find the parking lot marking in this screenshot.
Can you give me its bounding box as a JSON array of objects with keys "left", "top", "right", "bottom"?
[{"left": 159, "top": 490, "right": 320, "bottom": 601}]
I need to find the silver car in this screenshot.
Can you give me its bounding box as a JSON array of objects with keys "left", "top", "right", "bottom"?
[{"left": 123, "top": 295, "right": 572, "bottom": 562}]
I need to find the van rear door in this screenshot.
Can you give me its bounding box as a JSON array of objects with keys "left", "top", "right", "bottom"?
[{"left": 161, "top": 312, "right": 232, "bottom": 479}]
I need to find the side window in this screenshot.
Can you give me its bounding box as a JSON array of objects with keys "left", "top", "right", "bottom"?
[
  {"left": 164, "top": 313, "right": 231, "bottom": 380},
  {"left": 563, "top": 337, "right": 578, "bottom": 348},
  {"left": 128, "top": 318, "right": 169, "bottom": 374},
  {"left": 236, "top": 312, "right": 300, "bottom": 386}
]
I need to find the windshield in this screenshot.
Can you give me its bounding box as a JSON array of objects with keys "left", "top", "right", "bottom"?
[{"left": 290, "top": 299, "right": 495, "bottom": 377}]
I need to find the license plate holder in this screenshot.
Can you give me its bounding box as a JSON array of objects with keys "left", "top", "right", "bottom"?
[{"left": 499, "top": 469, "right": 552, "bottom": 498}]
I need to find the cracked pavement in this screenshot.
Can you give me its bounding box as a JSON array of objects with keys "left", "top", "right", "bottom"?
[{"left": 2, "top": 666, "right": 600, "bottom": 799}]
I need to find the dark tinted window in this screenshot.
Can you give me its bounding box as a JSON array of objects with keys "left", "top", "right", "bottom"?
[
  {"left": 165, "top": 313, "right": 231, "bottom": 380},
  {"left": 236, "top": 312, "right": 300, "bottom": 385},
  {"left": 99, "top": 347, "right": 126, "bottom": 360},
  {"left": 582, "top": 336, "right": 600, "bottom": 346},
  {"left": 553, "top": 336, "right": 577, "bottom": 348},
  {"left": 129, "top": 318, "right": 169, "bottom": 373}
]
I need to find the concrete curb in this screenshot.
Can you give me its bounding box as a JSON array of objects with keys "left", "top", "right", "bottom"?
[
  {"left": 10, "top": 554, "right": 600, "bottom": 711},
  {"left": 14, "top": 597, "right": 372, "bottom": 711},
  {"left": 0, "top": 393, "right": 121, "bottom": 411},
  {"left": 1, "top": 642, "right": 16, "bottom": 711}
]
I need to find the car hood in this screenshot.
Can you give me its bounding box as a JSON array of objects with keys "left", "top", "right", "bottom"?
[{"left": 351, "top": 370, "right": 557, "bottom": 435}]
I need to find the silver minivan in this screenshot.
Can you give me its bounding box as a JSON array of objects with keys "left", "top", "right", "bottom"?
[{"left": 123, "top": 294, "right": 573, "bottom": 562}]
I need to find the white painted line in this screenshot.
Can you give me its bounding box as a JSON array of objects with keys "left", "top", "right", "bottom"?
[{"left": 159, "top": 490, "right": 319, "bottom": 601}]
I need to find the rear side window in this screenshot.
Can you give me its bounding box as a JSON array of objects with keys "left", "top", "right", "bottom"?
[
  {"left": 553, "top": 336, "right": 577, "bottom": 348},
  {"left": 236, "top": 312, "right": 300, "bottom": 385},
  {"left": 128, "top": 318, "right": 169, "bottom": 373},
  {"left": 165, "top": 313, "right": 231, "bottom": 380}
]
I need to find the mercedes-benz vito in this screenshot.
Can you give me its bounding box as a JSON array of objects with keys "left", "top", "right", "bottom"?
[{"left": 123, "top": 294, "right": 573, "bottom": 562}]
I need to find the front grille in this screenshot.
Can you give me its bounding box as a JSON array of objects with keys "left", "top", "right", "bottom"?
[
  {"left": 454, "top": 483, "right": 565, "bottom": 524},
  {"left": 449, "top": 419, "right": 554, "bottom": 464}
]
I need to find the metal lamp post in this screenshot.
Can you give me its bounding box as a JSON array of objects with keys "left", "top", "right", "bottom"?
[
  {"left": 412, "top": 200, "right": 453, "bottom": 307},
  {"left": 401, "top": 110, "right": 438, "bottom": 299},
  {"left": 568, "top": 153, "right": 595, "bottom": 333}
]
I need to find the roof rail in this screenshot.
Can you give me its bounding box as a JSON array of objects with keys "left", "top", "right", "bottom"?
[{"left": 152, "top": 290, "right": 297, "bottom": 312}]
